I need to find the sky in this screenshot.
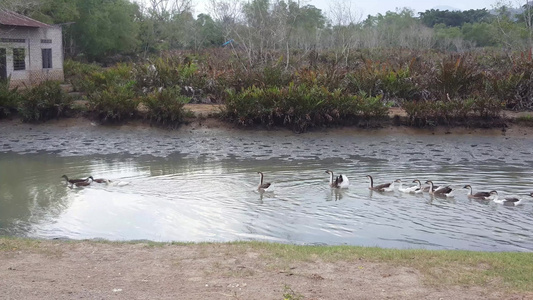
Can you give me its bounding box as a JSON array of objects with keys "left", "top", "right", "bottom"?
[{"left": 187, "top": 0, "right": 501, "bottom": 20}]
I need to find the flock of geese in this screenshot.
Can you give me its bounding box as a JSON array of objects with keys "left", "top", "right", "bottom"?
[
  {"left": 62, "top": 171, "right": 532, "bottom": 206},
  {"left": 258, "top": 171, "right": 533, "bottom": 206}
]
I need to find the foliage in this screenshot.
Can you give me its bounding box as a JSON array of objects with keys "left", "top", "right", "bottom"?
[
  {"left": 0, "top": 79, "right": 21, "bottom": 118},
  {"left": 141, "top": 87, "right": 190, "bottom": 126},
  {"left": 17, "top": 81, "right": 73, "bottom": 122},
  {"left": 223, "top": 84, "right": 388, "bottom": 132},
  {"left": 87, "top": 81, "right": 138, "bottom": 122},
  {"left": 434, "top": 55, "right": 482, "bottom": 99},
  {"left": 63, "top": 59, "right": 102, "bottom": 92}
]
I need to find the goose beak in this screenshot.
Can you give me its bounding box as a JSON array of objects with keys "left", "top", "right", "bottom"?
[{"left": 463, "top": 185, "right": 469, "bottom": 189}]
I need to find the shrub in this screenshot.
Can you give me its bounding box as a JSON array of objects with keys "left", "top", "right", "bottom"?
[
  {"left": 63, "top": 59, "right": 101, "bottom": 92},
  {"left": 0, "top": 78, "right": 21, "bottom": 117},
  {"left": 223, "top": 84, "right": 389, "bottom": 132},
  {"left": 142, "top": 87, "right": 190, "bottom": 126},
  {"left": 87, "top": 81, "right": 138, "bottom": 121},
  {"left": 434, "top": 55, "right": 482, "bottom": 99},
  {"left": 17, "top": 81, "right": 72, "bottom": 122}
]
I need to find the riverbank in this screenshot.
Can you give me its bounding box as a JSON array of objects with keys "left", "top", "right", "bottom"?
[
  {"left": 0, "top": 238, "right": 532, "bottom": 299},
  {"left": 2, "top": 104, "right": 533, "bottom": 138}
]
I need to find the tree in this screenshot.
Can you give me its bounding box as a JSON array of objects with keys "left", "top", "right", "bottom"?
[{"left": 73, "top": 0, "right": 140, "bottom": 61}]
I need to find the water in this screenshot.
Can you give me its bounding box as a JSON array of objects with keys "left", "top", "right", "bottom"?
[{"left": 1, "top": 123, "right": 533, "bottom": 251}]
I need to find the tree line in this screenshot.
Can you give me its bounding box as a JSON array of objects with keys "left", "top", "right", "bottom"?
[{"left": 2, "top": 0, "right": 533, "bottom": 63}]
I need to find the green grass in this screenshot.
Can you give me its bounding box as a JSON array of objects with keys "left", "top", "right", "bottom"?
[
  {"left": 515, "top": 114, "right": 533, "bottom": 126},
  {"left": 1, "top": 237, "right": 532, "bottom": 292}
]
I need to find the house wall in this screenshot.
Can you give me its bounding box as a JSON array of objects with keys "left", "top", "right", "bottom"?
[{"left": 0, "top": 25, "right": 64, "bottom": 88}]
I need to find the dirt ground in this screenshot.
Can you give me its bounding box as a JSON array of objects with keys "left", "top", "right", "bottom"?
[{"left": 1, "top": 240, "right": 530, "bottom": 300}]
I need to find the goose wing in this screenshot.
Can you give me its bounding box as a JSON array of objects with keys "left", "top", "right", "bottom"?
[
  {"left": 473, "top": 191, "right": 491, "bottom": 198},
  {"left": 259, "top": 183, "right": 271, "bottom": 189},
  {"left": 374, "top": 182, "right": 392, "bottom": 191},
  {"left": 504, "top": 197, "right": 520, "bottom": 203},
  {"left": 434, "top": 186, "right": 452, "bottom": 194}
]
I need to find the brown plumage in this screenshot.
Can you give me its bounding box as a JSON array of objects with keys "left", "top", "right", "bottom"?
[
  {"left": 463, "top": 185, "right": 491, "bottom": 199},
  {"left": 366, "top": 175, "right": 393, "bottom": 192},
  {"left": 257, "top": 172, "right": 271, "bottom": 190},
  {"left": 61, "top": 175, "right": 87, "bottom": 185},
  {"left": 425, "top": 180, "right": 453, "bottom": 196}
]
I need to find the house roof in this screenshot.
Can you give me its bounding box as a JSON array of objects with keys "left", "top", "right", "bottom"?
[{"left": 0, "top": 9, "right": 52, "bottom": 28}]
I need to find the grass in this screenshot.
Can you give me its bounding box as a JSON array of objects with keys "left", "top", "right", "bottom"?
[
  {"left": 515, "top": 114, "right": 533, "bottom": 126},
  {"left": 1, "top": 237, "right": 532, "bottom": 292}
]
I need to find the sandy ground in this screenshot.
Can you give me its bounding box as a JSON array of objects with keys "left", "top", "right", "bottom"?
[{"left": 1, "top": 240, "right": 531, "bottom": 300}]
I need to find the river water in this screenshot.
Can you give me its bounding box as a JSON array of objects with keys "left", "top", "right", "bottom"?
[{"left": 1, "top": 122, "right": 533, "bottom": 251}]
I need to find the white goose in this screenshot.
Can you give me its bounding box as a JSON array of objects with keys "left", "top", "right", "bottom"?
[
  {"left": 394, "top": 179, "right": 419, "bottom": 193},
  {"left": 488, "top": 190, "right": 530, "bottom": 206},
  {"left": 325, "top": 170, "right": 349, "bottom": 189}
]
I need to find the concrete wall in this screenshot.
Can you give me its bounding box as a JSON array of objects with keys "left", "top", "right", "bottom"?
[{"left": 0, "top": 25, "right": 64, "bottom": 88}]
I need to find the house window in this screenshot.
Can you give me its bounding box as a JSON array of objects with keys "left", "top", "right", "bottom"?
[
  {"left": 42, "top": 49, "right": 52, "bottom": 69},
  {"left": 41, "top": 39, "right": 52, "bottom": 44},
  {"left": 13, "top": 48, "right": 25, "bottom": 71}
]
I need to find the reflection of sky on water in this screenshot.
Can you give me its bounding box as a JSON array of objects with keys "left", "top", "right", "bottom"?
[{"left": 1, "top": 125, "right": 533, "bottom": 251}]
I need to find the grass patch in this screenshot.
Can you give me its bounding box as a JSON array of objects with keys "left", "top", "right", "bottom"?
[
  {"left": 515, "top": 114, "right": 533, "bottom": 126},
  {"left": 237, "top": 242, "right": 533, "bottom": 291}
]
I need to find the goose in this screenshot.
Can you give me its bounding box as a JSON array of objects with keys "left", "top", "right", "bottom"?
[
  {"left": 425, "top": 180, "right": 454, "bottom": 197},
  {"left": 410, "top": 180, "right": 425, "bottom": 194},
  {"left": 463, "top": 185, "right": 491, "bottom": 199},
  {"left": 395, "top": 179, "right": 419, "bottom": 193},
  {"left": 488, "top": 190, "right": 529, "bottom": 206},
  {"left": 412, "top": 179, "right": 439, "bottom": 193},
  {"left": 70, "top": 176, "right": 93, "bottom": 188},
  {"left": 257, "top": 172, "right": 271, "bottom": 191},
  {"left": 92, "top": 177, "right": 111, "bottom": 184},
  {"left": 61, "top": 175, "right": 88, "bottom": 185},
  {"left": 367, "top": 175, "right": 394, "bottom": 192},
  {"left": 325, "top": 170, "right": 349, "bottom": 189}
]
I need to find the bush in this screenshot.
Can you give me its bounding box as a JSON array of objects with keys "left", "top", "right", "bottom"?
[
  {"left": 87, "top": 81, "right": 138, "bottom": 121},
  {"left": 223, "top": 84, "right": 389, "bottom": 132},
  {"left": 18, "top": 81, "right": 72, "bottom": 122},
  {"left": 63, "top": 59, "right": 101, "bottom": 92},
  {"left": 142, "top": 87, "right": 190, "bottom": 126},
  {"left": 0, "top": 78, "right": 21, "bottom": 117}
]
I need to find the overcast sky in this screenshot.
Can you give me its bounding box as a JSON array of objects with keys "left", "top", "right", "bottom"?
[{"left": 187, "top": 0, "right": 500, "bottom": 19}]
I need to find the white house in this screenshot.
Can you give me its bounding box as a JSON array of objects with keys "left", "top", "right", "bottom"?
[{"left": 0, "top": 9, "right": 64, "bottom": 88}]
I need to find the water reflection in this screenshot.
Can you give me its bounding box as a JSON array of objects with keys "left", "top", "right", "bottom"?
[{"left": 0, "top": 131, "right": 533, "bottom": 251}]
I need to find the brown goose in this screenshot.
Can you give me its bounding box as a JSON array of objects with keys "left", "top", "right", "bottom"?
[
  {"left": 425, "top": 180, "right": 454, "bottom": 197},
  {"left": 61, "top": 175, "right": 87, "bottom": 185},
  {"left": 463, "top": 185, "right": 491, "bottom": 199},
  {"left": 367, "top": 175, "right": 394, "bottom": 192},
  {"left": 70, "top": 176, "right": 93, "bottom": 188},
  {"left": 257, "top": 172, "right": 271, "bottom": 191}
]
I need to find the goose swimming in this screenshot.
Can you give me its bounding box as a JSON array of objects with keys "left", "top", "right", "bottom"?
[
  {"left": 92, "top": 177, "right": 111, "bottom": 184},
  {"left": 367, "top": 175, "right": 394, "bottom": 192},
  {"left": 488, "top": 190, "right": 529, "bottom": 206},
  {"left": 61, "top": 175, "right": 88, "bottom": 185},
  {"left": 257, "top": 172, "right": 271, "bottom": 191},
  {"left": 395, "top": 179, "right": 419, "bottom": 193},
  {"left": 410, "top": 180, "right": 425, "bottom": 194},
  {"left": 412, "top": 179, "right": 439, "bottom": 193},
  {"left": 70, "top": 176, "right": 93, "bottom": 188},
  {"left": 325, "top": 170, "right": 349, "bottom": 189},
  {"left": 425, "top": 180, "right": 454, "bottom": 197},
  {"left": 463, "top": 185, "right": 491, "bottom": 199}
]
